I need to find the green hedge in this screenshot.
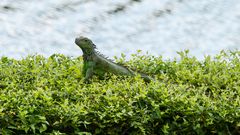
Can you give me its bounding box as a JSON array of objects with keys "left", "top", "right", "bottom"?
[{"left": 0, "top": 51, "right": 239, "bottom": 135}]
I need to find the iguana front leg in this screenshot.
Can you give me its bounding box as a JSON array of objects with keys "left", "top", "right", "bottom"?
[{"left": 84, "top": 61, "right": 96, "bottom": 83}]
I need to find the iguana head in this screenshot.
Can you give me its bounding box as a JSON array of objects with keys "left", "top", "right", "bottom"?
[{"left": 75, "top": 36, "right": 96, "bottom": 53}]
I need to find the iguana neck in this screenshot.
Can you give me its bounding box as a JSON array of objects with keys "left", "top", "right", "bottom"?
[{"left": 82, "top": 49, "right": 96, "bottom": 61}]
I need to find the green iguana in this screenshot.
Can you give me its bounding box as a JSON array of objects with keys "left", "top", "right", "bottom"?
[{"left": 75, "top": 36, "right": 152, "bottom": 83}]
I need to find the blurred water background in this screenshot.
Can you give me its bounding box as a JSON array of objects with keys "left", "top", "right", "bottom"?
[{"left": 0, "top": 0, "right": 239, "bottom": 59}]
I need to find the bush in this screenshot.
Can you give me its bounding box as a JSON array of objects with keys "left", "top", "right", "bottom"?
[{"left": 0, "top": 51, "right": 239, "bottom": 134}]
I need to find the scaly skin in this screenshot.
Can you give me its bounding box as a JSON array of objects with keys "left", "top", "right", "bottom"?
[{"left": 75, "top": 36, "right": 152, "bottom": 83}]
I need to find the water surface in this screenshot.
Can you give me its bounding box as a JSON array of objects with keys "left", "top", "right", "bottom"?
[{"left": 0, "top": 0, "right": 239, "bottom": 59}]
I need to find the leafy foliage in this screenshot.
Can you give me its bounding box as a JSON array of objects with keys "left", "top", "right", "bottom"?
[{"left": 0, "top": 51, "right": 239, "bottom": 134}]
